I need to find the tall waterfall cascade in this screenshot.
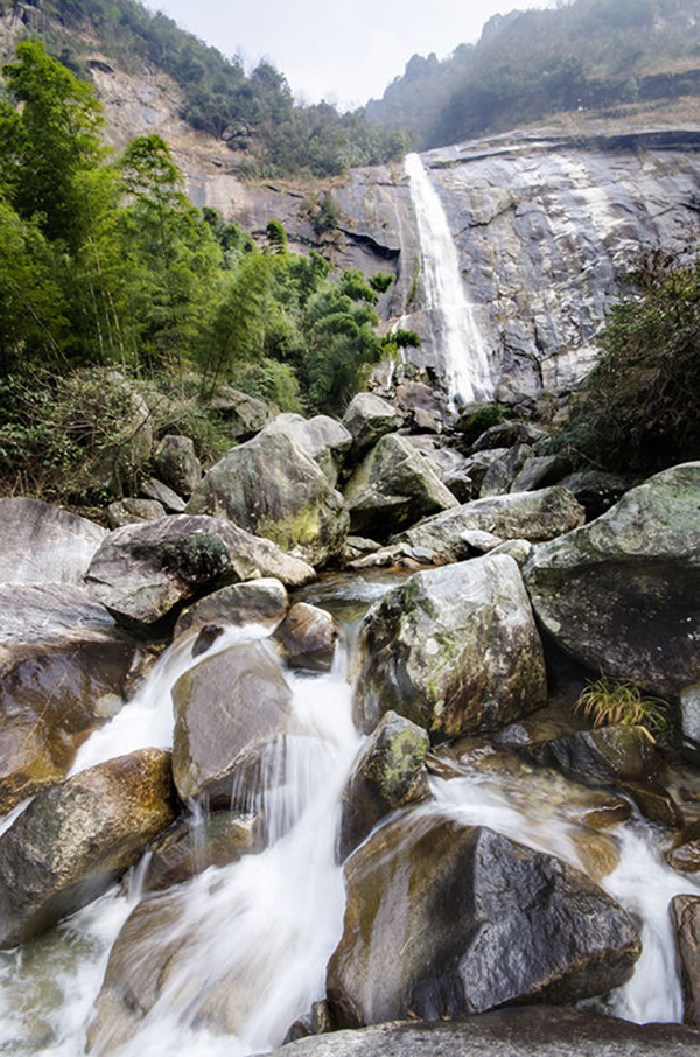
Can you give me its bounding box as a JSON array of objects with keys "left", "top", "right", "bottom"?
[{"left": 405, "top": 152, "right": 494, "bottom": 406}]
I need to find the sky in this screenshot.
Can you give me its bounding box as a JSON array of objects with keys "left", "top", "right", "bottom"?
[{"left": 141, "top": 0, "right": 556, "bottom": 110}]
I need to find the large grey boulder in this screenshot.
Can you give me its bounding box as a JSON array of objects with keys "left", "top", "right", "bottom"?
[
  {"left": 344, "top": 433, "right": 458, "bottom": 540},
  {"left": 187, "top": 432, "right": 349, "bottom": 567},
  {"left": 672, "top": 895, "right": 700, "bottom": 1028},
  {"left": 523, "top": 463, "right": 700, "bottom": 697},
  {"left": 338, "top": 711, "right": 429, "bottom": 862},
  {"left": 352, "top": 556, "right": 546, "bottom": 739},
  {"left": 0, "top": 584, "right": 136, "bottom": 812},
  {"left": 342, "top": 392, "right": 399, "bottom": 462},
  {"left": 174, "top": 579, "right": 289, "bottom": 639},
  {"left": 260, "top": 414, "right": 352, "bottom": 487},
  {"left": 395, "top": 487, "right": 585, "bottom": 560},
  {"left": 209, "top": 385, "right": 274, "bottom": 441},
  {"left": 106, "top": 497, "right": 165, "bottom": 529},
  {"left": 140, "top": 478, "right": 187, "bottom": 513},
  {"left": 85, "top": 515, "right": 313, "bottom": 628},
  {"left": 480, "top": 444, "right": 533, "bottom": 497},
  {"left": 0, "top": 749, "right": 176, "bottom": 948},
  {"left": 171, "top": 641, "right": 294, "bottom": 805},
  {"left": 0, "top": 498, "right": 106, "bottom": 585},
  {"left": 153, "top": 435, "right": 202, "bottom": 498},
  {"left": 274, "top": 1010, "right": 700, "bottom": 1057},
  {"left": 327, "top": 813, "right": 640, "bottom": 1027}
]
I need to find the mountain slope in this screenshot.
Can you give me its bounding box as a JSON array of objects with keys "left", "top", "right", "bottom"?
[{"left": 365, "top": 0, "right": 700, "bottom": 149}]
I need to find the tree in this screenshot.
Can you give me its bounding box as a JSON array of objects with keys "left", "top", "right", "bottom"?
[{"left": 0, "top": 40, "right": 105, "bottom": 249}]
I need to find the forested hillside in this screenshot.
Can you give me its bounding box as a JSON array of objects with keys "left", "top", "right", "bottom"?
[
  {"left": 365, "top": 0, "right": 700, "bottom": 148},
  {"left": 0, "top": 40, "right": 411, "bottom": 504},
  {"left": 0, "top": 0, "right": 409, "bottom": 176}
]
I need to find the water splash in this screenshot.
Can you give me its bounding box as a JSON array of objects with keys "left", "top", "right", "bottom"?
[{"left": 405, "top": 152, "right": 494, "bottom": 407}]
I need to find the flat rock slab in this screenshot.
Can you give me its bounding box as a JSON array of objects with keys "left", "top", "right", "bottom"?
[
  {"left": 274, "top": 1010, "right": 700, "bottom": 1057},
  {"left": 0, "top": 498, "right": 106, "bottom": 585}
]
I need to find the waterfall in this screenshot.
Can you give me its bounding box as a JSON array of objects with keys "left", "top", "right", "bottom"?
[{"left": 405, "top": 152, "right": 494, "bottom": 407}]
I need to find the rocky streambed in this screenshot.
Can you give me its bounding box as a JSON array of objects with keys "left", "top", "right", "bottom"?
[{"left": 0, "top": 396, "right": 699, "bottom": 1056}]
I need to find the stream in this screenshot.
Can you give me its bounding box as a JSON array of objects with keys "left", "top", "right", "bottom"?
[{"left": 0, "top": 571, "right": 699, "bottom": 1056}]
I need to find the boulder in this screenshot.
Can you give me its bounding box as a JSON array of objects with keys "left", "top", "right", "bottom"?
[
  {"left": 85, "top": 515, "right": 313, "bottom": 628},
  {"left": 344, "top": 433, "right": 458, "bottom": 540},
  {"left": 273, "top": 1010, "right": 700, "bottom": 1057},
  {"left": 0, "top": 749, "right": 176, "bottom": 948},
  {"left": 510, "top": 454, "right": 571, "bottom": 493},
  {"left": 471, "top": 422, "right": 547, "bottom": 452},
  {"left": 0, "top": 584, "right": 136, "bottom": 812},
  {"left": 338, "top": 711, "right": 429, "bottom": 862},
  {"left": 275, "top": 603, "right": 339, "bottom": 672},
  {"left": 174, "top": 579, "right": 289, "bottom": 639},
  {"left": 666, "top": 823, "right": 700, "bottom": 873},
  {"left": 462, "top": 449, "right": 510, "bottom": 494},
  {"left": 140, "top": 811, "right": 263, "bottom": 893},
  {"left": 672, "top": 895, "right": 700, "bottom": 1028},
  {"left": 260, "top": 414, "right": 352, "bottom": 487},
  {"left": 0, "top": 498, "right": 106, "bottom": 585},
  {"left": 209, "top": 385, "right": 274, "bottom": 441},
  {"left": 352, "top": 556, "right": 546, "bottom": 739},
  {"left": 342, "top": 393, "right": 399, "bottom": 462},
  {"left": 396, "top": 487, "right": 585, "bottom": 561},
  {"left": 525, "top": 726, "right": 659, "bottom": 787},
  {"left": 171, "top": 641, "right": 294, "bottom": 804},
  {"left": 140, "top": 478, "right": 186, "bottom": 513},
  {"left": 480, "top": 444, "right": 533, "bottom": 497},
  {"left": 187, "top": 432, "right": 349, "bottom": 567},
  {"left": 106, "top": 497, "right": 166, "bottom": 529},
  {"left": 326, "top": 813, "right": 640, "bottom": 1027},
  {"left": 523, "top": 463, "right": 700, "bottom": 698},
  {"left": 153, "top": 435, "right": 202, "bottom": 498}
]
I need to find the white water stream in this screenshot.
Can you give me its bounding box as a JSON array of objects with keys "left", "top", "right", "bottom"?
[
  {"left": 1, "top": 580, "right": 699, "bottom": 1054},
  {"left": 405, "top": 152, "right": 494, "bottom": 407}
]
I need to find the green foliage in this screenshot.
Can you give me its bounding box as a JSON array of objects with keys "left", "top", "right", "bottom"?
[
  {"left": 313, "top": 192, "right": 340, "bottom": 236},
  {"left": 458, "top": 403, "right": 505, "bottom": 448},
  {"left": 265, "top": 219, "right": 288, "bottom": 254},
  {"left": 0, "top": 40, "right": 104, "bottom": 248},
  {"left": 550, "top": 250, "right": 700, "bottom": 474},
  {"left": 574, "top": 676, "right": 670, "bottom": 739},
  {"left": 369, "top": 272, "right": 394, "bottom": 294},
  {"left": 33, "top": 0, "right": 409, "bottom": 177},
  {"left": 381, "top": 327, "right": 421, "bottom": 361}
]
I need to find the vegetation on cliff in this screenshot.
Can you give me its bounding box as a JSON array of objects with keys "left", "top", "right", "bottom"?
[
  {"left": 0, "top": 42, "right": 408, "bottom": 503},
  {"left": 0, "top": 0, "right": 410, "bottom": 176},
  {"left": 548, "top": 248, "right": 700, "bottom": 476},
  {"left": 365, "top": 0, "right": 700, "bottom": 148}
]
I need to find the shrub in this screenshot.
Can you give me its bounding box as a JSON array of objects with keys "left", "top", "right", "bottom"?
[{"left": 574, "top": 675, "right": 670, "bottom": 738}]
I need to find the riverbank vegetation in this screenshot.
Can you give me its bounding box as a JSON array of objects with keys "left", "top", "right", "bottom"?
[{"left": 0, "top": 42, "right": 408, "bottom": 505}]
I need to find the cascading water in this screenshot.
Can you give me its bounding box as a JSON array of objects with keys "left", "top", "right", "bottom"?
[
  {"left": 405, "top": 152, "right": 494, "bottom": 407},
  {"left": 0, "top": 573, "right": 698, "bottom": 1054}
]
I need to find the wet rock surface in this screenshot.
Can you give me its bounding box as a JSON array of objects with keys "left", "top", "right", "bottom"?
[
  {"left": 672, "top": 895, "right": 700, "bottom": 1028},
  {"left": 524, "top": 463, "right": 700, "bottom": 697},
  {"left": 273, "top": 1009, "right": 700, "bottom": 1057},
  {"left": 327, "top": 813, "right": 641, "bottom": 1027},
  {"left": 140, "top": 811, "right": 263, "bottom": 893},
  {"left": 338, "top": 711, "right": 429, "bottom": 862},
  {"left": 0, "top": 584, "right": 136, "bottom": 811},
  {"left": 525, "top": 726, "right": 659, "bottom": 788},
  {"left": 0, "top": 750, "right": 176, "bottom": 948},
  {"left": 353, "top": 556, "right": 546, "bottom": 739},
  {"left": 174, "top": 578, "right": 289, "bottom": 639},
  {"left": 171, "top": 641, "right": 294, "bottom": 804},
  {"left": 275, "top": 602, "right": 339, "bottom": 672}
]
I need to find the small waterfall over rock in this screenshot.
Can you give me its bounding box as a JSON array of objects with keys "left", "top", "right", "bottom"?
[{"left": 405, "top": 152, "right": 494, "bottom": 406}]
